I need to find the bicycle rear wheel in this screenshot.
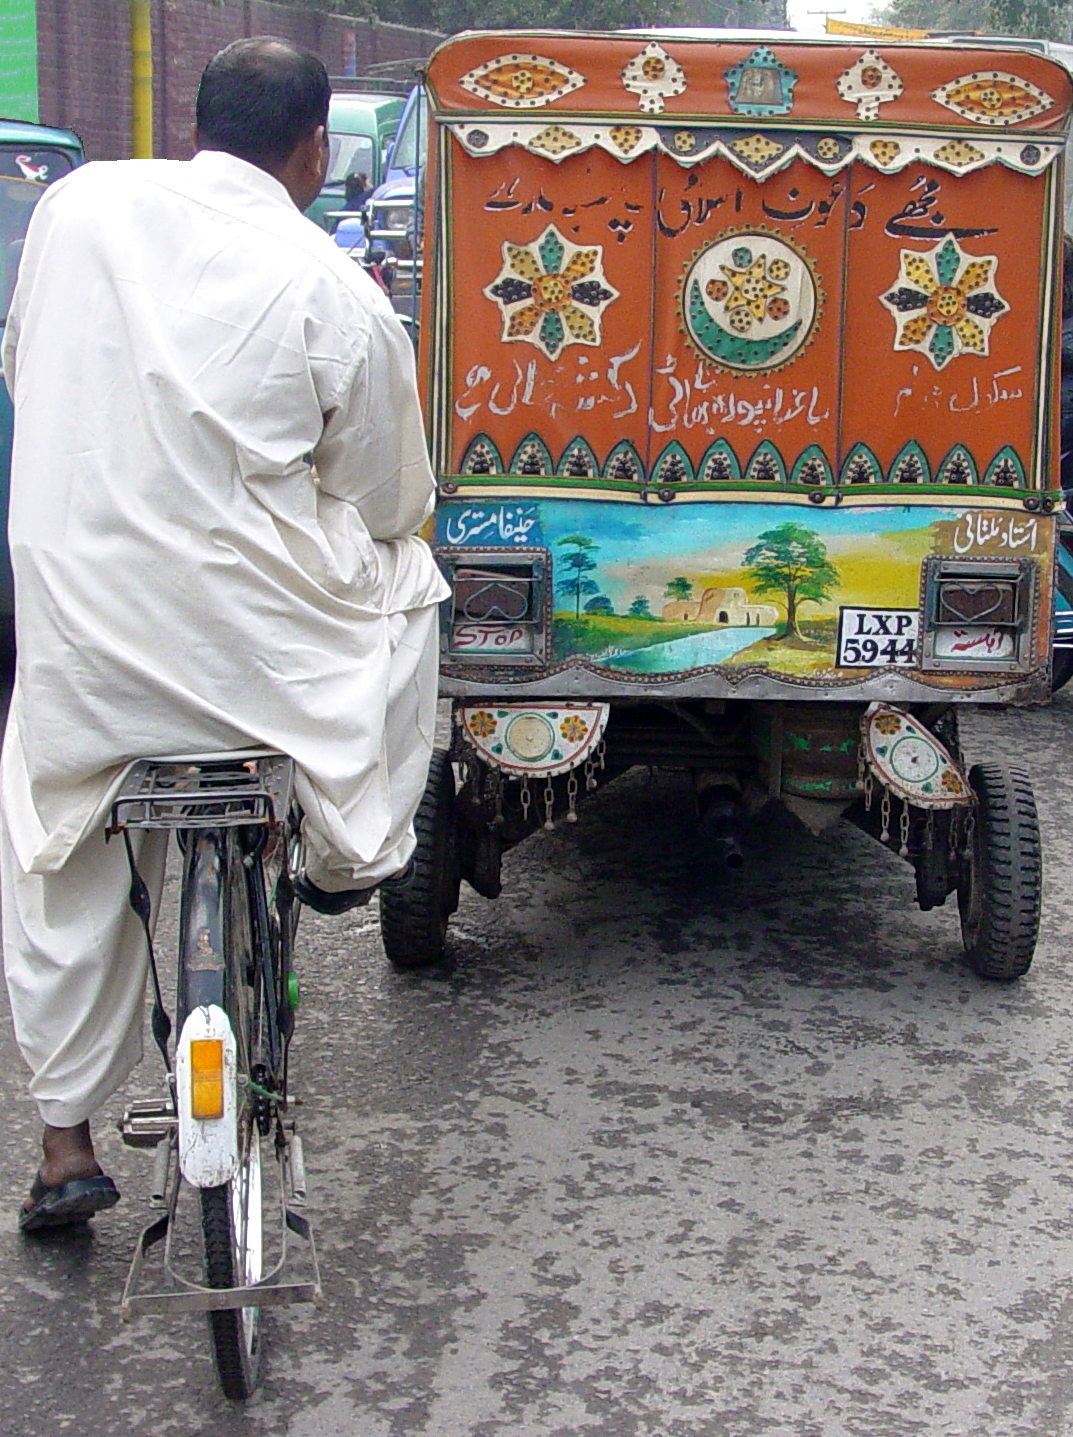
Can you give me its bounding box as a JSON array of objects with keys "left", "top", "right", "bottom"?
[
  {"left": 200, "top": 1124, "right": 263, "bottom": 1401},
  {"left": 178, "top": 827, "right": 272, "bottom": 1401}
]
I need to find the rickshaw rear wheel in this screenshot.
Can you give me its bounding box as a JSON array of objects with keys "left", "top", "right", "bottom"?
[
  {"left": 1051, "top": 648, "right": 1073, "bottom": 694},
  {"left": 380, "top": 749, "right": 461, "bottom": 970},
  {"left": 957, "top": 764, "right": 1041, "bottom": 982}
]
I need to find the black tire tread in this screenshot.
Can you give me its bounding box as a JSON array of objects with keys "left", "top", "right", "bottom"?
[
  {"left": 960, "top": 763, "right": 1042, "bottom": 982},
  {"left": 187, "top": 828, "right": 261, "bottom": 1403},
  {"left": 1052, "top": 648, "right": 1073, "bottom": 694},
  {"left": 380, "top": 750, "right": 459, "bottom": 970},
  {"left": 201, "top": 1184, "right": 258, "bottom": 1402}
]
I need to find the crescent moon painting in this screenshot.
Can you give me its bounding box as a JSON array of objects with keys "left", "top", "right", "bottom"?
[{"left": 681, "top": 232, "right": 820, "bottom": 373}]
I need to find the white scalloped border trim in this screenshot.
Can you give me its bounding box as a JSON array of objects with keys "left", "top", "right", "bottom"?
[{"left": 448, "top": 120, "right": 1061, "bottom": 181}]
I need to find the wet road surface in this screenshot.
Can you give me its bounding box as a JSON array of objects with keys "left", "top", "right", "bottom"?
[{"left": 1, "top": 694, "right": 1073, "bottom": 1435}]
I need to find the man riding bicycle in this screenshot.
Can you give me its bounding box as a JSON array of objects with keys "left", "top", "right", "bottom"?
[{"left": 1, "top": 37, "right": 447, "bottom": 1231}]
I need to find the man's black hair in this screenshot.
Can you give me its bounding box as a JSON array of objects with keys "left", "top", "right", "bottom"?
[{"left": 196, "top": 37, "right": 330, "bottom": 169}]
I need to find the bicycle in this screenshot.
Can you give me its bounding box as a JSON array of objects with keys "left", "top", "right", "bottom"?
[{"left": 112, "top": 750, "right": 320, "bottom": 1401}]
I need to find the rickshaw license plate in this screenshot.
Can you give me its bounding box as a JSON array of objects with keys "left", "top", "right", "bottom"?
[{"left": 837, "top": 609, "right": 919, "bottom": 667}]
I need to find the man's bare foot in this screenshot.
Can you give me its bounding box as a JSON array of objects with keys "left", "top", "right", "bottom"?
[{"left": 24, "top": 1121, "right": 102, "bottom": 1210}]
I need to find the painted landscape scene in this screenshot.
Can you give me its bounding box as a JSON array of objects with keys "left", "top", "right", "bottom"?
[
  {"left": 547, "top": 502, "right": 930, "bottom": 676},
  {"left": 436, "top": 499, "right": 945, "bottom": 677}
]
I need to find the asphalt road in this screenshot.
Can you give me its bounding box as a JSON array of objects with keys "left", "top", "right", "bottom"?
[{"left": 2, "top": 693, "right": 1073, "bottom": 1436}]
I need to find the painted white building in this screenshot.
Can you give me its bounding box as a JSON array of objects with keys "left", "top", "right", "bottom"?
[{"left": 662, "top": 585, "right": 779, "bottom": 626}]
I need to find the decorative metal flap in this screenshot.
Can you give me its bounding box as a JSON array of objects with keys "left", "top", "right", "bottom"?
[
  {"left": 860, "top": 703, "right": 970, "bottom": 808},
  {"left": 460, "top": 703, "right": 609, "bottom": 777}
]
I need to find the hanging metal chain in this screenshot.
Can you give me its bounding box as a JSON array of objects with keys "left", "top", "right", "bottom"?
[
  {"left": 520, "top": 777, "right": 531, "bottom": 825},
  {"left": 863, "top": 769, "right": 874, "bottom": 813},
  {"left": 543, "top": 779, "right": 556, "bottom": 831},
  {"left": 899, "top": 799, "right": 911, "bottom": 858},
  {"left": 566, "top": 772, "right": 579, "bottom": 823},
  {"left": 583, "top": 755, "right": 598, "bottom": 792},
  {"left": 596, "top": 739, "right": 606, "bottom": 771},
  {"left": 880, "top": 790, "right": 891, "bottom": 843}
]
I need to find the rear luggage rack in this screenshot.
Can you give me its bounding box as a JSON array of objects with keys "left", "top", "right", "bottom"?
[{"left": 109, "top": 753, "right": 294, "bottom": 833}]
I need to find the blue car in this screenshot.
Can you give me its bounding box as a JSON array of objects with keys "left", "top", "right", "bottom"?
[
  {"left": 0, "top": 119, "right": 84, "bottom": 624},
  {"left": 355, "top": 86, "right": 425, "bottom": 323}
]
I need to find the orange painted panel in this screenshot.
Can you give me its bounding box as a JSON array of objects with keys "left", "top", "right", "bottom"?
[
  {"left": 448, "top": 140, "right": 653, "bottom": 475},
  {"left": 649, "top": 153, "right": 846, "bottom": 481},
  {"left": 427, "top": 33, "right": 1073, "bottom": 136},
  {"left": 839, "top": 162, "right": 1048, "bottom": 482}
]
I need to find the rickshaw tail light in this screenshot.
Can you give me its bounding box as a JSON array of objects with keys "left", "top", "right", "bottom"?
[
  {"left": 936, "top": 578, "right": 1018, "bottom": 627},
  {"left": 454, "top": 566, "right": 534, "bottom": 622},
  {"left": 189, "top": 1038, "right": 225, "bottom": 1120},
  {"left": 441, "top": 552, "right": 547, "bottom": 667}
]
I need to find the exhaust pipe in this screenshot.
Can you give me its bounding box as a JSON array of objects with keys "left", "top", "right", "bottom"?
[{"left": 697, "top": 786, "right": 746, "bottom": 869}]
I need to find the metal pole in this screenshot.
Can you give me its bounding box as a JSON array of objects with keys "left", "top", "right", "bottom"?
[
  {"left": 131, "top": 0, "right": 153, "bottom": 159},
  {"left": 409, "top": 87, "right": 424, "bottom": 344}
]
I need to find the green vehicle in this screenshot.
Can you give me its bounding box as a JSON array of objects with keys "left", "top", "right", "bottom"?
[
  {"left": 0, "top": 119, "right": 83, "bottom": 623},
  {"left": 305, "top": 90, "right": 405, "bottom": 231}
]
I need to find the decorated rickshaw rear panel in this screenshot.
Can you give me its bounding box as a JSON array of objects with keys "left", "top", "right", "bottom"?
[{"left": 421, "top": 33, "right": 1072, "bottom": 702}]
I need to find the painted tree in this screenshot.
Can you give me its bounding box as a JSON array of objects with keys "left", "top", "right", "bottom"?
[
  {"left": 742, "top": 522, "right": 839, "bottom": 642},
  {"left": 556, "top": 534, "right": 600, "bottom": 619},
  {"left": 584, "top": 595, "right": 614, "bottom": 615},
  {"left": 628, "top": 595, "right": 654, "bottom": 619},
  {"left": 664, "top": 576, "right": 694, "bottom": 603}
]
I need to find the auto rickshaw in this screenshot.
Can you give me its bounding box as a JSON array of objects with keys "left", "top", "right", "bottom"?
[{"left": 379, "top": 30, "right": 1071, "bottom": 982}]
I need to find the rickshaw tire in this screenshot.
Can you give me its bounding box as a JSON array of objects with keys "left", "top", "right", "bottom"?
[
  {"left": 380, "top": 749, "right": 461, "bottom": 970},
  {"left": 957, "top": 764, "right": 1041, "bottom": 982},
  {"left": 1052, "top": 649, "right": 1073, "bottom": 694}
]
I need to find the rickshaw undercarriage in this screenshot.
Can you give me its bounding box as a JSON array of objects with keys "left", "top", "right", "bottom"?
[{"left": 379, "top": 697, "right": 1042, "bottom": 986}]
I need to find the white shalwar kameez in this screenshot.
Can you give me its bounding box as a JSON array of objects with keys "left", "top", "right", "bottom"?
[{"left": 0, "top": 151, "right": 449, "bottom": 1127}]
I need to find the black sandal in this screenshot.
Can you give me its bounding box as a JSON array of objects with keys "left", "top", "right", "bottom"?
[
  {"left": 294, "top": 859, "right": 415, "bottom": 916},
  {"left": 19, "top": 1172, "right": 120, "bottom": 1233}
]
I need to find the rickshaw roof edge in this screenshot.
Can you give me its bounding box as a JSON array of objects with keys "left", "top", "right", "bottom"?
[{"left": 424, "top": 31, "right": 1073, "bottom": 135}]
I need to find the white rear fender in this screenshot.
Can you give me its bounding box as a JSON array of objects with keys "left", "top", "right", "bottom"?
[{"left": 175, "top": 1004, "right": 239, "bottom": 1188}]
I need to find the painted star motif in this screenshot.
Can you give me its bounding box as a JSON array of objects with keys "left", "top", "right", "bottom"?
[
  {"left": 723, "top": 256, "right": 786, "bottom": 322},
  {"left": 484, "top": 225, "right": 618, "bottom": 360},
  {"left": 880, "top": 236, "right": 1006, "bottom": 371}
]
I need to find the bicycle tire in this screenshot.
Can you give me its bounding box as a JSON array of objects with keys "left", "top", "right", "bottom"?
[
  {"left": 201, "top": 1172, "right": 260, "bottom": 1402},
  {"left": 179, "top": 828, "right": 267, "bottom": 1401}
]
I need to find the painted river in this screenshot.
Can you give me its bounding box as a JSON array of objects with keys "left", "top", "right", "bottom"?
[{"left": 598, "top": 626, "right": 776, "bottom": 674}]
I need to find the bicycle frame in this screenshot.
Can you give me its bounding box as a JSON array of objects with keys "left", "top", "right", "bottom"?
[{"left": 112, "top": 753, "right": 320, "bottom": 1324}]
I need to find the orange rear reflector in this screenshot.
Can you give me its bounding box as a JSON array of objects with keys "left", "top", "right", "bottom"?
[{"left": 189, "top": 1038, "right": 225, "bottom": 1120}]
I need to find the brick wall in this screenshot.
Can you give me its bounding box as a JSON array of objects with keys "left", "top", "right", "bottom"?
[
  {"left": 37, "top": 0, "right": 132, "bottom": 162},
  {"left": 36, "top": 0, "right": 440, "bottom": 161}
]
